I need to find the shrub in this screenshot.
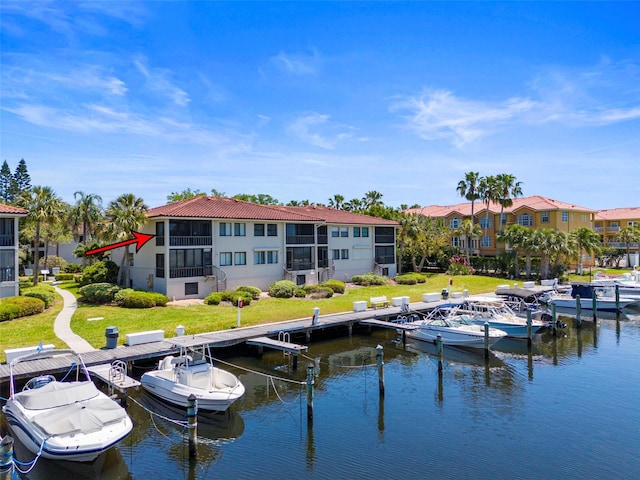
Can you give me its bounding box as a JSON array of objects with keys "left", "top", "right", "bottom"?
[
  {"left": 63, "top": 263, "right": 83, "bottom": 273},
  {"left": 53, "top": 273, "right": 75, "bottom": 281},
  {"left": 23, "top": 285, "right": 56, "bottom": 308},
  {"left": 19, "top": 278, "right": 33, "bottom": 292},
  {"left": 304, "top": 285, "right": 334, "bottom": 299},
  {"left": 220, "top": 291, "right": 235, "bottom": 302},
  {"left": 268, "top": 280, "right": 297, "bottom": 298},
  {"left": 205, "top": 292, "right": 223, "bottom": 305},
  {"left": 294, "top": 288, "right": 307, "bottom": 298},
  {"left": 232, "top": 293, "right": 252, "bottom": 307},
  {"left": 38, "top": 255, "right": 67, "bottom": 270},
  {"left": 148, "top": 292, "right": 170, "bottom": 307},
  {"left": 446, "top": 256, "right": 475, "bottom": 276},
  {"left": 319, "top": 279, "right": 345, "bottom": 294},
  {"left": 78, "top": 260, "right": 119, "bottom": 286},
  {"left": 352, "top": 273, "right": 387, "bottom": 286},
  {"left": 122, "top": 292, "right": 156, "bottom": 308},
  {"left": 79, "top": 283, "right": 120, "bottom": 304},
  {"left": 234, "top": 285, "right": 262, "bottom": 300},
  {"left": 395, "top": 273, "right": 427, "bottom": 285},
  {"left": 114, "top": 288, "right": 135, "bottom": 305},
  {"left": 0, "top": 296, "right": 45, "bottom": 321}
]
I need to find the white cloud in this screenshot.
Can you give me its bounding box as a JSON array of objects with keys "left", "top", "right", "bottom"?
[
  {"left": 287, "top": 113, "right": 353, "bottom": 149},
  {"left": 269, "top": 49, "right": 321, "bottom": 76},
  {"left": 134, "top": 57, "right": 190, "bottom": 106}
]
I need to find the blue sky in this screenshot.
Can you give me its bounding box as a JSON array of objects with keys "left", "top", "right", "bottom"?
[{"left": 1, "top": 1, "right": 639, "bottom": 211}]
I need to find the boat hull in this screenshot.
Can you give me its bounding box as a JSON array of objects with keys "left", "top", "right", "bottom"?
[
  {"left": 406, "top": 326, "right": 506, "bottom": 348},
  {"left": 548, "top": 297, "right": 637, "bottom": 312}
]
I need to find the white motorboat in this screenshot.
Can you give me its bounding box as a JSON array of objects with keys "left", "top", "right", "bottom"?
[
  {"left": 2, "top": 349, "right": 133, "bottom": 462},
  {"left": 456, "top": 298, "right": 547, "bottom": 338},
  {"left": 405, "top": 311, "right": 507, "bottom": 348},
  {"left": 141, "top": 338, "right": 245, "bottom": 412},
  {"left": 542, "top": 283, "right": 639, "bottom": 312},
  {"left": 591, "top": 271, "right": 640, "bottom": 298}
]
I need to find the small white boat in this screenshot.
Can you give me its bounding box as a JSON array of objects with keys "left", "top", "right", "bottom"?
[
  {"left": 141, "top": 339, "right": 245, "bottom": 412},
  {"left": 457, "top": 298, "right": 547, "bottom": 338},
  {"left": 542, "top": 283, "right": 639, "bottom": 312},
  {"left": 591, "top": 271, "right": 640, "bottom": 298},
  {"left": 405, "top": 311, "right": 507, "bottom": 348},
  {"left": 2, "top": 349, "right": 133, "bottom": 462}
]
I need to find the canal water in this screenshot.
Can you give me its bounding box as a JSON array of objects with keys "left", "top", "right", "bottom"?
[{"left": 4, "top": 310, "right": 640, "bottom": 479}]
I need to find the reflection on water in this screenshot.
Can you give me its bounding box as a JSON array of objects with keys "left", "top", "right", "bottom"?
[{"left": 3, "top": 311, "right": 639, "bottom": 479}]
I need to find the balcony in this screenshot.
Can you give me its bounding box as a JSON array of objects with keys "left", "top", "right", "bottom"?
[
  {"left": 286, "top": 235, "right": 315, "bottom": 245},
  {"left": 169, "top": 236, "right": 212, "bottom": 246},
  {"left": 0, "top": 235, "right": 14, "bottom": 247},
  {"left": 169, "top": 265, "right": 213, "bottom": 278},
  {"left": 606, "top": 226, "right": 620, "bottom": 233}
]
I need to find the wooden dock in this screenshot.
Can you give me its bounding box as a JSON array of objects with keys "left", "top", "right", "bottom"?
[{"left": 0, "top": 298, "right": 456, "bottom": 385}]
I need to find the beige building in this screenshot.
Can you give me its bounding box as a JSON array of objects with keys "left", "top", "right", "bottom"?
[{"left": 594, "top": 207, "right": 640, "bottom": 267}]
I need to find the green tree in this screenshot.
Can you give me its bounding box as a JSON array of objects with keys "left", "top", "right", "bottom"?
[
  {"left": 405, "top": 215, "right": 449, "bottom": 272},
  {"left": 104, "top": 193, "right": 149, "bottom": 287},
  {"left": 496, "top": 224, "right": 528, "bottom": 278},
  {"left": 618, "top": 226, "right": 638, "bottom": 268},
  {"left": 0, "top": 160, "right": 17, "bottom": 204},
  {"left": 456, "top": 171, "right": 481, "bottom": 224},
  {"left": 328, "top": 194, "right": 345, "bottom": 210},
  {"left": 166, "top": 188, "right": 206, "bottom": 203},
  {"left": 456, "top": 219, "right": 482, "bottom": 260},
  {"left": 570, "top": 227, "right": 601, "bottom": 274},
  {"left": 11, "top": 158, "right": 31, "bottom": 201},
  {"left": 396, "top": 212, "right": 420, "bottom": 274},
  {"left": 478, "top": 175, "right": 499, "bottom": 257},
  {"left": 72, "top": 191, "right": 103, "bottom": 243},
  {"left": 494, "top": 173, "right": 523, "bottom": 255},
  {"left": 233, "top": 193, "right": 281, "bottom": 205},
  {"left": 18, "top": 186, "right": 66, "bottom": 285}
]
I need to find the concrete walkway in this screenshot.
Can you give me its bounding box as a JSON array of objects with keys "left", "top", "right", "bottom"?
[{"left": 53, "top": 286, "right": 96, "bottom": 353}]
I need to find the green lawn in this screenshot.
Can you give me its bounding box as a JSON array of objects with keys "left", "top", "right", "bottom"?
[{"left": 1, "top": 269, "right": 632, "bottom": 363}]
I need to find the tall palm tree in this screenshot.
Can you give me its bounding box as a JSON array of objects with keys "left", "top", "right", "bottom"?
[
  {"left": 105, "top": 193, "right": 149, "bottom": 287},
  {"left": 455, "top": 219, "right": 482, "bottom": 260},
  {"left": 363, "top": 190, "right": 383, "bottom": 208},
  {"left": 478, "top": 175, "right": 499, "bottom": 257},
  {"left": 496, "top": 224, "right": 527, "bottom": 278},
  {"left": 456, "top": 172, "right": 481, "bottom": 224},
  {"left": 328, "top": 194, "right": 345, "bottom": 210},
  {"left": 618, "top": 226, "right": 638, "bottom": 269},
  {"left": 72, "top": 191, "right": 103, "bottom": 243},
  {"left": 570, "top": 227, "right": 601, "bottom": 274},
  {"left": 18, "top": 186, "right": 66, "bottom": 285},
  {"left": 494, "top": 173, "right": 523, "bottom": 255}
]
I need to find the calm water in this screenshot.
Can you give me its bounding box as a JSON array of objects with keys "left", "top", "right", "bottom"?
[{"left": 5, "top": 310, "right": 640, "bottom": 480}]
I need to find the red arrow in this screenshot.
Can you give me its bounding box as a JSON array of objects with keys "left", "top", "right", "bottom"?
[{"left": 86, "top": 231, "right": 155, "bottom": 256}]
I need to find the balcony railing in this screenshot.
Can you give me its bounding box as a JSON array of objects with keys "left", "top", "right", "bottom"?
[
  {"left": 169, "top": 265, "right": 213, "bottom": 278},
  {"left": 606, "top": 226, "right": 620, "bottom": 232},
  {"left": 0, "top": 235, "right": 15, "bottom": 247},
  {"left": 286, "top": 235, "right": 315, "bottom": 245},
  {"left": 169, "top": 236, "right": 212, "bottom": 246},
  {"left": 286, "top": 260, "right": 314, "bottom": 270},
  {"left": 374, "top": 235, "right": 395, "bottom": 244}
]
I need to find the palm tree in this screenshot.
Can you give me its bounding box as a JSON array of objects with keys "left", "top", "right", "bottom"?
[
  {"left": 456, "top": 172, "right": 481, "bottom": 224},
  {"left": 328, "top": 194, "right": 345, "bottom": 210},
  {"left": 455, "top": 219, "right": 482, "bottom": 260},
  {"left": 478, "top": 175, "right": 499, "bottom": 257},
  {"left": 570, "top": 227, "right": 601, "bottom": 274},
  {"left": 72, "top": 191, "right": 103, "bottom": 243},
  {"left": 104, "top": 193, "right": 149, "bottom": 287},
  {"left": 494, "top": 173, "right": 523, "bottom": 255},
  {"left": 396, "top": 212, "right": 420, "bottom": 274},
  {"left": 496, "top": 224, "right": 527, "bottom": 278},
  {"left": 18, "top": 186, "right": 66, "bottom": 285}
]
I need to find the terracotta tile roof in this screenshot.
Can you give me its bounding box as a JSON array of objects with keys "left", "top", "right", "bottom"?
[
  {"left": 0, "top": 203, "right": 28, "bottom": 215},
  {"left": 595, "top": 207, "right": 640, "bottom": 221},
  {"left": 147, "top": 196, "right": 323, "bottom": 221},
  {"left": 406, "top": 195, "right": 595, "bottom": 217},
  {"left": 283, "top": 205, "right": 398, "bottom": 225}
]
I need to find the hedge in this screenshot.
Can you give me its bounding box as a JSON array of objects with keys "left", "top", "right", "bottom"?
[
  {"left": 395, "top": 273, "right": 427, "bottom": 285},
  {"left": 0, "top": 296, "right": 45, "bottom": 322},
  {"left": 351, "top": 273, "right": 387, "bottom": 286},
  {"left": 319, "top": 279, "right": 346, "bottom": 294},
  {"left": 79, "top": 283, "right": 120, "bottom": 304},
  {"left": 119, "top": 290, "right": 169, "bottom": 308},
  {"left": 234, "top": 285, "right": 262, "bottom": 300},
  {"left": 53, "top": 273, "right": 75, "bottom": 281},
  {"left": 23, "top": 285, "right": 56, "bottom": 308},
  {"left": 268, "top": 280, "right": 297, "bottom": 298}
]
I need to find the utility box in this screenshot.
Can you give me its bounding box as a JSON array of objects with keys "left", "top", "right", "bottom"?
[
  {"left": 441, "top": 288, "right": 449, "bottom": 300},
  {"left": 105, "top": 326, "right": 119, "bottom": 349}
]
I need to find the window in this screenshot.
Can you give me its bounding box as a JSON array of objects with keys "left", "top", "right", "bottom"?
[
  {"left": 341, "top": 249, "right": 349, "bottom": 259},
  {"left": 220, "top": 252, "right": 232, "bottom": 266},
  {"left": 449, "top": 217, "right": 461, "bottom": 229},
  {"left": 562, "top": 211, "right": 568, "bottom": 222},
  {"left": 254, "top": 250, "right": 278, "bottom": 264},
  {"left": 518, "top": 213, "right": 533, "bottom": 227},
  {"left": 479, "top": 217, "right": 493, "bottom": 229},
  {"left": 267, "top": 224, "right": 277, "bottom": 236},
  {"left": 185, "top": 282, "right": 199, "bottom": 296},
  {"left": 234, "top": 223, "right": 246, "bottom": 236},
  {"left": 353, "top": 227, "right": 360, "bottom": 237},
  {"left": 361, "top": 227, "right": 369, "bottom": 238},
  {"left": 286, "top": 224, "right": 314, "bottom": 244},
  {"left": 0, "top": 250, "right": 15, "bottom": 282},
  {"left": 155, "top": 222, "right": 165, "bottom": 246},
  {"left": 375, "top": 227, "right": 395, "bottom": 243},
  {"left": 500, "top": 213, "right": 507, "bottom": 226},
  {"left": 541, "top": 211, "right": 550, "bottom": 223},
  {"left": 254, "top": 224, "right": 265, "bottom": 236},
  {"left": 375, "top": 246, "right": 394, "bottom": 264},
  {"left": 0, "top": 218, "right": 15, "bottom": 247},
  {"left": 156, "top": 254, "right": 165, "bottom": 278},
  {"left": 286, "top": 246, "right": 314, "bottom": 270},
  {"left": 481, "top": 236, "right": 492, "bottom": 247},
  {"left": 451, "top": 237, "right": 460, "bottom": 248},
  {"left": 220, "top": 223, "right": 232, "bottom": 236},
  {"left": 332, "top": 249, "right": 340, "bottom": 260},
  {"left": 169, "top": 248, "right": 213, "bottom": 278},
  {"left": 582, "top": 214, "right": 587, "bottom": 222},
  {"left": 234, "top": 252, "right": 246, "bottom": 265},
  {"left": 340, "top": 227, "right": 348, "bottom": 237},
  {"left": 331, "top": 227, "right": 339, "bottom": 238},
  {"left": 128, "top": 253, "right": 134, "bottom": 267}
]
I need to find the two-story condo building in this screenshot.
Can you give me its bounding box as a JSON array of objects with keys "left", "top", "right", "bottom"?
[
  {"left": 125, "top": 197, "right": 398, "bottom": 300},
  {"left": 407, "top": 195, "right": 596, "bottom": 259},
  {"left": 594, "top": 207, "right": 640, "bottom": 267},
  {"left": 0, "top": 203, "right": 28, "bottom": 298}
]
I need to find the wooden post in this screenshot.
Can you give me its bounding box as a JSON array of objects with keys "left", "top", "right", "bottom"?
[
  {"left": 0, "top": 435, "right": 14, "bottom": 478},
  {"left": 376, "top": 344, "right": 385, "bottom": 397},
  {"left": 526, "top": 310, "right": 532, "bottom": 348},
  {"left": 292, "top": 352, "right": 299, "bottom": 371},
  {"left": 306, "top": 363, "right": 314, "bottom": 426},
  {"left": 186, "top": 394, "right": 198, "bottom": 458},
  {"left": 552, "top": 303, "right": 557, "bottom": 337},
  {"left": 615, "top": 285, "right": 620, "bottom": 312},
  {"left": 592, "top": 289, "right": 598, "bottom": 321},
  {"left": 347, "top": 324, "right": 353, "bottom": 336},
  {"left": 575, "top": 294, "right": 582, "bottom": 328},
  {"left": 483, "top": 321, "right": 490, "bottom": 358},
  {"left": 437, "top": 333, "right": 443, "bottom": 375}
]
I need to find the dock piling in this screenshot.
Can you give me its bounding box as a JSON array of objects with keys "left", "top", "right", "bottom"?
[
  {"left": 526, "top": 310, "right": 532, "bottom": 348},
  {"left": 306, "top": 363, "right": 315, "bottom": 426},
  {"left": 376, "top": 344, "right": 385, "bottom": 397},
  {"left": 0, "top": 435, "right": 14, "bottom": 478},
  {"left": 483, "top": 321, "right": 490, "bottom": 358},
  {"left": 437, "top": 334, "right": 443, "bottom": 375},
  {"left": 592, "top": 290, "right": 598, "bottom": 321},
  {"left": 575, "top": 294, "right": 582, "bottom": 327},
  {"left": 552, "top": 304, "right": 557, "bottom": 337},
  {"left": 187, "top": 394, "right": 198, "bottom": 458}
]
